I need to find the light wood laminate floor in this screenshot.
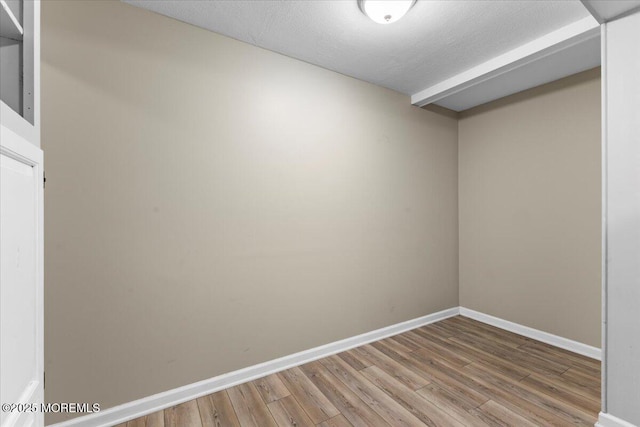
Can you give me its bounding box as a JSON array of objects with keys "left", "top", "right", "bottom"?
[{"left": 115, "top": 316, "right": 601, "bottom": 427}]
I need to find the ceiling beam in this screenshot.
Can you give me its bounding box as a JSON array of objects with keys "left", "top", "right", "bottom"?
[{"left": 410, "top": 16, "right": 600, "bottom": 108}]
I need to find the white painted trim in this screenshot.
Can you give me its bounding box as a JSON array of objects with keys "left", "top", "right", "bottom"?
[
  {"left": 459, "top": 307, "right": 601, "bottom": 360},
  {"left": 0, "top": 100, "right": 37, "bottom": 148},
  {"left": 2, "top": 381, "right": 40, "bottom": 427},
  {"left": 1, "top": 124, "right": 44, "bottom": 427},
  {"left": 596, "top": 412, "right": 639, "bottom": 427},
  {"left": 47, "top": 307, "right": 459, "bottom": 427},
  {"left": 410, "top": 17, "right": 600, "bottom": 108},
  {"left": 600, "top": 21, "right": 609, "bottom": 413}
]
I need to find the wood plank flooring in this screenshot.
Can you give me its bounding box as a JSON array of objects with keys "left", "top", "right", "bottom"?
[{"left": 115, "top": 316, "right": 601, "bottom": 427}]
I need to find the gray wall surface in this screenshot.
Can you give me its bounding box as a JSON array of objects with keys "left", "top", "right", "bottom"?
[
  {"left": 41, "top": 1, "right": 459, "bottom": 423},
  {"left": 459, "top": 68, "right": 602, "bottom": 347},
  {"left": 40, "top": 1, "right": 605, "bottom": 424}
]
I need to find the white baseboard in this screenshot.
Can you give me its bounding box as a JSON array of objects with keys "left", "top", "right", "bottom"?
[
  {"left": 48, "top": 305, "right": 604, "bottom": 426},
  {"left": 597, "top": 412, "right": 639, "bottom": 427},
  {"left": 459, "top": 307, "right": 602, "bottom": 360},
  {"left": 48, "top": 307, "right": 459, "bottom": 427}
]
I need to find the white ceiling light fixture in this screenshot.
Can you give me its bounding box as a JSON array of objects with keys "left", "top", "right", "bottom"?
[{"left": 358, "top": 0, "right": 417, "bottom": 25}]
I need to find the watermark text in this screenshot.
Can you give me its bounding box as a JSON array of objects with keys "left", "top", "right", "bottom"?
[{"left": 2, "top": 402, "right": 100, "bottom": 413}]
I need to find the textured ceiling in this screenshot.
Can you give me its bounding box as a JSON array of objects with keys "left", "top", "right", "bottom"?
[{"left": 124, "top": 0, "right": 592, "bottom": 96}]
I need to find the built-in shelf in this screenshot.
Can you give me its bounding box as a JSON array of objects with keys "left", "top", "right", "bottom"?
[
  {"left": 1, "top": 0, "right": 34, "bottom": 126},
  {"left": 0, "top": 0, "right": 23, "bottom": 41}
]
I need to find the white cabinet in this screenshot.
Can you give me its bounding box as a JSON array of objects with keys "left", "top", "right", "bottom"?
[{"left": 0, "top": 2, "right": 43, "bottom": 427}]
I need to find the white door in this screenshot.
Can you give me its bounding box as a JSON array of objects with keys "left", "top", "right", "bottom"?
[{"left": 0, "top": 124, "right": 44, "bottom": 427}]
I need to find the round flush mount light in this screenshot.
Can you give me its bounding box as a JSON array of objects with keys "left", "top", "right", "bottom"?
[{"left": 358, "top": 0, "right": 417, "bottom": 25}]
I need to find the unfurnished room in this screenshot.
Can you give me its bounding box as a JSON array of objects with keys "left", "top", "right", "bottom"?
[{"left": 1, "top": 1, "right": 640, "bottom": 426}]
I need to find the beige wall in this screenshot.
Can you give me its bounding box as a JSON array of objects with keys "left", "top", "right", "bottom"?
[
  {"left": 459, "top": 68, "right": 601, "bottom": 347},
  {"left": 41, "top": 1, "right": 458, "bottom": 422}
]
